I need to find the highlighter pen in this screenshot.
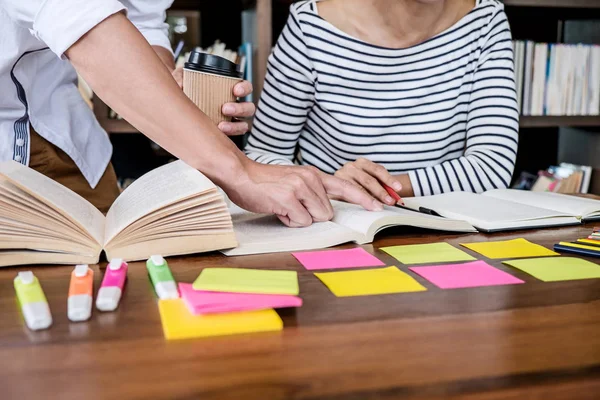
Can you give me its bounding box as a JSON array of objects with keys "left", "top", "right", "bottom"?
[
  {"left": 96, "top": 258, "right": 128, "bottom": 312},
  {"left": 14, "top": 271, "right": 52, "bottom": 331},
  {"left": 383, "top": 183, "right": 405, "bottom": 206},
  {"left": 68, "top": 265, "right": 94, "bottom": 322},
  {"left": 146, "top": 255, "right": 179, "bottom": 299}
]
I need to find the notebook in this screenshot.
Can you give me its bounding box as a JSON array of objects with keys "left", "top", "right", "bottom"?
[
  {"left": 402, "top": 189, "right": 600, "bottom": 232},
  {"left": 0, "top": 160, "right": 237, "bottom": 267},
  {"left": 222, "top": 201, "right": 476, "bottom": 256}
]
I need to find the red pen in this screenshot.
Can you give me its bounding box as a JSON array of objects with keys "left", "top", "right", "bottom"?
[{"left": 383, "top": 184, "right": 404, "bottom": 206}]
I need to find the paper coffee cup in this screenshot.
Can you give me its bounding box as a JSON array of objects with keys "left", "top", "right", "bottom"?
[{"left": 183, "top": 52, "right": 243, "bottom": 125}]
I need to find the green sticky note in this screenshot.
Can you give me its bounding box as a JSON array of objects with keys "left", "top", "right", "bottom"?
[
  {"left": 314, "top": 266, "right": 426, "bottom": 297},
  {"left": 503, "top": 257, "right": 600, "bottom": 282},
  {"left": 380, "top": 243, "right": 476, "bottom": 265},
  {"left": 193, "top": 268, "right": 299, "bottom": 295}
]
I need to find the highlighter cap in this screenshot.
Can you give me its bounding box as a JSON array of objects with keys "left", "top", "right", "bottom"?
[{"left": 184, "top": 51, "right": 242, "bottom": 78}]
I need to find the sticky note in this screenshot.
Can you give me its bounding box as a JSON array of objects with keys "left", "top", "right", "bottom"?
[
  {"left": 380, "top": 243, "right": 475, "bottom": 265},
  {"left": 461, "top": 238, "right": 559, "bottom": 259},
  {"left": 193, "top": 268, "right": 299, "bottom": 295},
  {"left": 314, "top": 266, "right": 426, "bottom": 297},
  {"left": 503, "top": 257, "right": 600, "bottom": 282},
  {"left": 179, "top": 283, "right": 302, "bottom": 315},
  {"left": 158, "top": 299, "right": 283, "bottom": 340},
  {"left": 292, "top": 247, "right": 384, "bottom": 270},
  {"left": 409, "top": 261, "right": 524, "bottom": 289}
]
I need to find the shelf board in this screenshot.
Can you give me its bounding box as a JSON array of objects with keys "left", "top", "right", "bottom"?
[
  {"left": 98, "top": 119, "right": 139, "bottom": 134},
  {"left": 519, "top": 116, "right": 600, "bottom": 128},
  {"left": 503, "top": 0, "right": 600, "bottom": 8}
]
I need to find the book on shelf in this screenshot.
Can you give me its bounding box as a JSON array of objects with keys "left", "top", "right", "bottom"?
[
  {"left": 514, "top": 40, "right": 600, "bottom": 116},
  {"left": 527, "top": 163, "right": 593, "bottom": 194},
  {"left": 0, "top": 161, "right": 237, "bottom": 267}
]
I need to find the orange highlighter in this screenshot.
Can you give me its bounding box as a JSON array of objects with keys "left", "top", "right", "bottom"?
[
  {"left": 68, "top": 265, "right": 94, "bottom": 322},
  {"left": 383, "top": 184, "right": 404, "bottom": 206}
]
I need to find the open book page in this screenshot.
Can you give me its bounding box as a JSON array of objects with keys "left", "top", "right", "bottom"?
[
  {"left": 332, "top": 201, "right": 476, "bottom": 239},
  {"left": 404, "top": 192, "right": 579, "bottom": 230},
  {"left": 0, "top": 161, "right": 104, "bottom": 245},
  {"left": 483, "top": 189, "right": 600, "bottom": 219},
  {"left": 222, "top": 204, "right": 362, "bottom": 256},
  {"left": 104, "top": 160, "right": 217, "bottom": 245}
]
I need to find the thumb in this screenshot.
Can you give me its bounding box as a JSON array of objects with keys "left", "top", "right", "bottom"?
[{"left": 320, "top": 173, "right": 383, "bottom": 211}]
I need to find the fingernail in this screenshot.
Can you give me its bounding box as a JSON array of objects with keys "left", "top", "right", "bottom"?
[
  {"left": 385, "top": 196, "right": 394, "bottom": 204},
  {"left": 393, "top": 182, "right": 402, "bottom": 191},
  {"left": 373, "top": 200, "right": 383, "bottom": 211},
  {"left": 219, "top": 123, "right": 231, "bottom": 133},
  {"left": 234, "top": 87, "right": 244, "bottom": 96},
  {"left": 223, "top": 104, "right": 235, "bottom": 114}
]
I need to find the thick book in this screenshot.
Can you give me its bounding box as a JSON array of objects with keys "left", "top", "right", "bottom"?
[
  {"left": 402, "top": 189, "right": 600, "bottom": 233},
  {"left": 222, "top": 201, "right": 476, "bottom": 256},
  {"left": 0, "top": 160, "right": 237, "bottom": 267}
]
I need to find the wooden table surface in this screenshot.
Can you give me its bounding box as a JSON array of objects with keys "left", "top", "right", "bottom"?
[{"left": 1, "top": 224, "right": 600, "bottom": 400}]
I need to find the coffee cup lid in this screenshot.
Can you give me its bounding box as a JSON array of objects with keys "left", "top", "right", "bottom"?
[{"left": 184, "top": 51, "right": 242, "bottom": 78}]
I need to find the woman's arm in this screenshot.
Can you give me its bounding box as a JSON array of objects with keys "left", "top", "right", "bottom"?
[
  {"left": 407, "top": 9, "right": 518, "bottom": 196},
  {"left": 244, "top": 9, "right": 315, "bottom": 166}
]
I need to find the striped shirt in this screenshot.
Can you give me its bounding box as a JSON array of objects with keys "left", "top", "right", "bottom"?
[{"left": 245, "top": 0, "right": 519, "bottom": 196}]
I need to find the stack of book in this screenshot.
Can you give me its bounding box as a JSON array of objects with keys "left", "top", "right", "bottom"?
[
  {"left": 513, "top": 41, "right": 600, "bottom": 116},
  {"left": 513, "top": 163, "right": 593, "bottom": 194}
]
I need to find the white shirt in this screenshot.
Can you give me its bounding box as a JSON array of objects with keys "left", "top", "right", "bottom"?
[{"left": 0, "top": 0, "right": 173, "bottom": 187}]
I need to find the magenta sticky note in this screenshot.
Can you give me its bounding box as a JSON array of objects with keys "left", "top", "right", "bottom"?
[
  {"left": 292, "top": 247, "right": 385, "bottom": 271},
  {"left": 409, "top": 261, "right": 524, "bottom": 289},
  {"left": 179, "top": 283, "right": 302, "bottom": 315}
]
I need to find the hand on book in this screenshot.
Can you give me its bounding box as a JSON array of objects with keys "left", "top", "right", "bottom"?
[
  {"left": 172, "top": 68, "right": 254, "bottom": 136},
  {"left": 226, "top": 163, "right": 383, "bottom": 228},
  {"left": 335, "top": 158, "right": 404, "bottom": 205}
]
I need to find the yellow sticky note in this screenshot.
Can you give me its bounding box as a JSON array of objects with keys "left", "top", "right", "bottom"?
[
  {"left": 380, "top": 243, "right": 475, "bottom": 265},
  {"left": 193, "top": 268, "right": 299, "bottom": 295},
  {"left": 314, "top": 266, "right": 426, "bottom": 297},
  {"left": 158, "top": 299, "right": 283, "bottom": 340},
  {"left": 503, "top": 257, "right": 600, "bottom": 282},
  {"left": 461, "top": 238, "right": 559, "bottom": 259}
]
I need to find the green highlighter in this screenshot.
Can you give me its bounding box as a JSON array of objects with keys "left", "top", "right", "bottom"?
[
  {"left": 146, "top": 255, "right": 179, "bottom": 299},
  {"left": 14, "top": 271, "right": 53, "bottom": 330}
]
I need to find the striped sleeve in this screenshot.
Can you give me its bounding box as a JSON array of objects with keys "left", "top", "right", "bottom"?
[
  {"left": 408, "top": 9, "right": 519, "bottom": 196},
  {"left": 244, "top": 5, "right": 316, "bottom": 165}
]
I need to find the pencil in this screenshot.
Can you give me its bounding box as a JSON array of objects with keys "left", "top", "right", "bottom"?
[{"left": 383, "top": 184, "right": 404, "bottom": 206}]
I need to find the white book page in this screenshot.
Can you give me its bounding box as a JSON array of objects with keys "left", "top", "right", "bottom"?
[
  {"left": 105, "top": 161, "right": 216, "bottom": 245},
  {"left": 0, "top": 161, "right": 104, "bottom": 245},
  {"left": 404, "top": 191, "right": 575, "bottom": 228},
  {"left": 484, "top": 189, "right": 600, "bottom": 219},
  {"left": 222, "top": 204, "right": 361, "bottom": 256}
]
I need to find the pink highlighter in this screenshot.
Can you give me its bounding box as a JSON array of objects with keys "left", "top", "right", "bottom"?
[{"left": 96, "top": 258, "right": 128, "bottom": 312}]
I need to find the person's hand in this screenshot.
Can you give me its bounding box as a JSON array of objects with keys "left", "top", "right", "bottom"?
[
  {"left": 334, "top": 158, "right": 402, "bottom": 206},
  {"left": 224, "top": 162, "right": 383, "bottom": 227},
  {"left": 172, "top": 67, "right": 255, "bottom": 136}
]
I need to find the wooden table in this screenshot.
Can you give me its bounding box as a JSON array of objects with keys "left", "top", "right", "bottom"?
[{"left": 1, "top": 224, "right": 600, "bottom": 399}]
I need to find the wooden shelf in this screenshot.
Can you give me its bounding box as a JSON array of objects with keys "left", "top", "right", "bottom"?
[
  {"left": 503, "top": 0, "right": 600, "bottom": 8},
  {"left": 519, "top": 116, "right": 600, "bottom": 128}
]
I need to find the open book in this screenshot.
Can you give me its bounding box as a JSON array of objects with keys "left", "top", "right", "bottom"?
[
  {"left": 403, "top": 189, "right": 600, "bottom": 232},
  {"left": 0, "top": 161, "right": 236, "bottom": 267},
  {"left": 222, "top": 201, "right": 476, "bottom": 256}
]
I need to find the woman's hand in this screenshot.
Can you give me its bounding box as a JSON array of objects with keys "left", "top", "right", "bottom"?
[
  {"left": 334, "top": 158, "right": 403, "bottom": 206},
  {"left": 172, "top": 67, "right": 255, "bottom": 136}
]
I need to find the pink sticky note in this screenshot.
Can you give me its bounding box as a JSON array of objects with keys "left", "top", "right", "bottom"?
[
  {"left": 292, "top": 248, "right": 385, "bottom": 270},
  {"left": 409, "top": 261, "right": 524, "bottom": 289},
  {"left": 179, "top": 283, "right": 302, "bottom": 315}
]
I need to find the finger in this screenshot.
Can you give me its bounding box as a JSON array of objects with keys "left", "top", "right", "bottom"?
[
  {"left": 218, "top": 121, "right": 249, "bottom": 136},
  {"left": 222, "top": 102, "right": 256, "bottom": 118},
  {"left": 172, "top": 67, "right": 183, "bottom": 89},
  {"left": 358, "top": 158, "right": 402, "bottom": 192},
  {"left": 276, "top": 188, "right": 313, "bottom": 227},
  {"left": 233, "top": 80, "right": 253, "bottom": 97},
  {"left": 351, "top": 169, "right": 395, "bottom": 205},
  {"left": 321, "top": 174, "right": 383, "bottom": 211},
  {"left": 298, "top": 167, "right": 334, "bottom": 218},
  {"left": 287, "top": 174, "right": 332, "bottom": 222}
]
